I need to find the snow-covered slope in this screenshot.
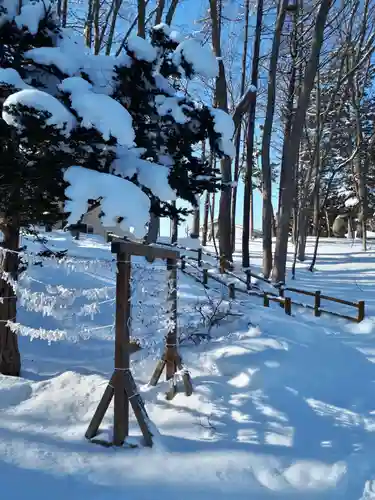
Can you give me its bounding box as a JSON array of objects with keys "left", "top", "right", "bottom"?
[{"left": 1, "top": 231, "right": 375, "bottom": 499}]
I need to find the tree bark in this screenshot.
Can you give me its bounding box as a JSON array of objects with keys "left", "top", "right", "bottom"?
[
  {"left": 171, "top": 201, "right": 178, "bottom": 244},
  {"left": 202, "top": 190, "right": 210, "bottom": 246},
  {"left": 138, "top": 0, "right": 146, "bottom": 38},
  {"left": 155, "top": 0, "right": 165, "bottom": 24},
  {"left": 231, "top": 0, "right": 250, "bottom": 255},
  {"left": 210, "top": 0, "right": 232, "bottom": 265},
  {"left": 145, "top": 212, "right": 159, "bottom": 244},
  {"left": 242, "top": 0, "right": 263, "bottom": 268},
  {"left": 0, "top": 221, "right": 21, "bottom": 377},
  {"left": 260, "top": 0, "right": 287, "bottom": 278},
  {"left": 165, "top": 0, "right": 179, "bottom": 25},
  {"left": 191, "top": 200, "right": 200, "bottom": 239},
  {"left": 272, "top": 0, "right": 333, "bottom": 284}
]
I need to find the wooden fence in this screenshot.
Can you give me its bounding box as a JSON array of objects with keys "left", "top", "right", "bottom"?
[{"left": 161, "top": 242, "right": 365, "bottom": 324}]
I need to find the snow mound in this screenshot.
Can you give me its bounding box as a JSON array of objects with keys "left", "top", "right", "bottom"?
[
  {"left": 25, "top": 47, "right": 82, "bottom": 76},
  {"left": 15, "top": 0, "right": 50, "bottom": 35},
  {"left": 0, "top": 68, "right": 31, "bottom": 90},
  {"left": 172, "top": 39, "right": 218, "bottom": 79},
  {"left": 59, "top": 77, "right": 135, "bottom": 146},
  {"left": 64, "top": 166, "right": 151, "bottom": 238},
  {"left": 2, "top": 88, "right": 76, "bottom": 136},
  {"left": 210, "top": 108, "right": 235, "bottom": 157},
  {"left": 155, "top": 95, "right": 190, "bottom": 124},
  {"left": 127, "top": 36, "right": 157, "bottom": 63}
]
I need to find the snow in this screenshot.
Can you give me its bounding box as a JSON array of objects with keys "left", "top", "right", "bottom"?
[
  {"left": 64, "top": 166, "right": 151, "bottom": 238},
  {"left": 59, "top": 77, "right": 135, "bottom": 146},
  {"left": 25, "top": 47, "right": 82, "bottom": 76},
  {"left": 15, "top": 0, "right": 50, "bottom": 35},
  {"left": 81, "top": 53, "right": 132, "bottom": 95},
  {"left": 155, "top": 94, "right": 190, "bottom": 124},
  {"left": 2, "top": 88, "right": 76, "bottom": 136},
  {"left": 153, "top": 23, "right": 172, "bottom": 36},
  {"left": 345, "top": 197, "right": 359, "bottom": 208},
  {"left": 210, "top": 107, "right": 236, "bottom": 157},
  {"left": 0, "top": 0, "right": 18, "bottom": 27},
  {"left": 1, "top": 233, "right": 375, "bottom": 498},
  {"left": 112, "top": 148, "right": 176, "bottom": 202},
  {"left": 127, "top": 36, "right": 158, "bottom": 63},
  {"left": 0, "top": 68, "right": 31, "bottom": 90},
  {"left": 172, "top": 39, "right": 219, "bottom": 79}
]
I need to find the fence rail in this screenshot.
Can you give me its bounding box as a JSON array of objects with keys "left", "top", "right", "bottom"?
[{"left": 173, "top": 243, "right": 365, "bottom": 324}]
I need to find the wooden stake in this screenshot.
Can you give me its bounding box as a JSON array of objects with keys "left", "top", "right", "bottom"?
[
  {"left": 358, "top": 300, "right": 365, "bottom": 322},
  {"left": 314, "top": 291, "right": 321, "bottom": 317},
  {"left": 284, "top": 297, "right": 292, "bottom": 316}
]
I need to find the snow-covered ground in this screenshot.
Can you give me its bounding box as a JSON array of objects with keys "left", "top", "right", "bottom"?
[{"left": 2, "top": 231, "right": 375, "bottom": 499}]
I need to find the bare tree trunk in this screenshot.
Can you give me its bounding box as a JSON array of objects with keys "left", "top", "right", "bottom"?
[
  {"left": 191, "top": 199, "right": 200, "bottom": 239},
  {"left": 145, "top": 213, "right": 160, "bottom": 244},
  {"left": 272, "top": 0, "right": 333, "bottom": 283},
  {"left": 165, "top": 0, "right": 179, "bottom": 25},
  {"left": 312, "top": 75, "right": 321, "bottom": 236},
  {"left": 325, "top": 209, "right": 331, "bottom": 237},
  {"left": 105, "top": 0, "right": 123, "bottom": 55},
  {"left": 202, "top": 190, "right": 210, "bottom": 246},
  {"left": 155, "top": 0, "right": 165, "bottom": 24},
  {"left": 298, "top": 215, "right": 308, "bottom": 261},
  {"left": 242, "top": 0, "right": 263, "bottom": 268},
  {"left": 261, "top": 0, "right": 288, "bottom": 278},
  {"left": 231, "top": 0, "right": 250, "bottom": 255},
  {"left": 84, "top": 0, "right": 94, "bottom": 48},
  {"left": 0, "top": 221, "right": 21, "bottom": 376},
  {"left": 210, "top": 0, "right": 232, "bottom": 265},
  {"left": 93, "top": 0, "right": 101, "bottom": 54},
  {"left": 138, "top": 0, "right": 146, "bottom": 38},
  {"left": 61, "top": 0, "right": 68, "bottom": 27}
]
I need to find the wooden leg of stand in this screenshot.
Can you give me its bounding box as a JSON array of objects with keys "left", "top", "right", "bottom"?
[
  {"left": 85, "top": 374, "right": 115, "bottom": 440},
  {"left": 124, "top": 371, "right": 153, "bottom": 447},
  {"left": 149, "top": 358, "right": 166, "bottom": 386}
]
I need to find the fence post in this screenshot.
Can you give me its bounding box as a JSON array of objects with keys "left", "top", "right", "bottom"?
[
  {"left": 284, "top": 297, "right": 292, "bottom": 316},
  {"left": 245, "top": 269, "right": 251, "bottom": 290},
  {"left": 314, "top": 291, "right": 321, "bottom": 317},
  {"left": 279, "top": 286, "right": 285, "bottom": 308},
  {"left": 358, "top": 301, "right": 365, "bottom": 322},
  {"left": 203, "top": 268, "right": 208, "bottom": 285},
  {"left": 180, "top": 255, "right": 186, "bottom": 271},
  {"left": 263, "top": 293, "right": 269, "bottom": 308},
  {"left": 229, "top": 283, "right": 235, "bottom": 300},
  {"left": 197, "top": 248, "right": 202, "bottom": 267}
]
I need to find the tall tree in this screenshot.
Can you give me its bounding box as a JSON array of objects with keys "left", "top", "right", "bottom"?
[
  {"left": 242, "top": 0, "right": 263, "bottom": 268},
  {"left": 261, "top": 0, "right": 288, "bottom": 277},
  {"left": 209, "top": 0, "right": 233, "bottom": 264},
  {"left": 273, "top": 0, "right": 333, "bottom": 284}
]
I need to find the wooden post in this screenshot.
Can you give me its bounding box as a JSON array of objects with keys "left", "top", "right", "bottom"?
[
  {"left": 284, "top": 297, "right": 292, "bottom": 316},
  {"left": 149, "top": 252, "right": 193, "bottom": 398},
  {"left": 314, "top": 291, "right": 321, "bottom": 317},
  {"left": 113, "top": 252, "right": 130, "bottom": 446},
  {"left": 263, "top": 293, "right": 269, "bottom": 308},
  {"left": 229, "top": 283, "right": 235, "bottom": 299},
  {"left": 180, "top": 255, "right": 186, "bottom": 270},
  {"left": 358, "top": 301, "right": 365, "bottom": 322},
  {"left": 245, "top": 269, "right": 251, "bottom": 290},
  {"left": 279, "top": 286, "right": 285, "bottom": 308},
  {"left": 197, "top": 248, "right": 202, "bottom": 267},
  {"left": 203, "top": 268, "right": 208, "bottom": 285},
  {"left": 86, "top": 240, "right": 159, "bottom": 448}
]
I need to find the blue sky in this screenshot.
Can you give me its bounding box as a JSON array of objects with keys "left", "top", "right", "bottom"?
[{"left": 158, "top": 0, "right": 279, "bottom": 236}]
